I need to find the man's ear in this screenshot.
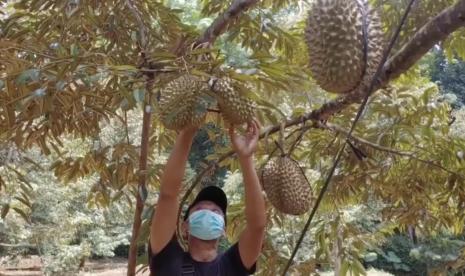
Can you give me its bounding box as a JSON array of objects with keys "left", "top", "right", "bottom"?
[{"left": 181, "top": 220, "right": 189, "bottom": 240}]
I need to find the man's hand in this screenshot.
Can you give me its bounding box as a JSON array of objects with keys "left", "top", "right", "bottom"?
[
  {"left": 230, "top": 119, "right": 266, "bottom": 270},
  {"left": 179, "top": 124, "right": 199, "bottom": 139},
  {"left": 229, "top": 119, "right": 260, "bottom": 159},
  {"left": 150, "top": 124, "right": 198, "bottom": 255}
]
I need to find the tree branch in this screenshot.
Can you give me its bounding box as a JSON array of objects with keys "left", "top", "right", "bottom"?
[
  {"left": 323, "top": 123, "right": 462, "bottom": 178},
  {"left": 382, "top": 0, "right": 465, "bottom": 83},
  {"left": 196, "top": 0, "right": 260, "bottom": 46}
]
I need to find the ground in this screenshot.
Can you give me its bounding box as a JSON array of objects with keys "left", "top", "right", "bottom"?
[
  {"left": 0, "top": 256, "right": 150, "bottom": 276},
  {"left": 1, "top": 255, "right": 393, "bottom": 275}
]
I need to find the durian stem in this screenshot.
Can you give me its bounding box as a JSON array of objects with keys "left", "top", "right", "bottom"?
[
  {"left": 287, "top": 123, "right": 310, "bottom": 157},
  {"left": 274, "top": 140, "right": 286, "bottom": 156}
]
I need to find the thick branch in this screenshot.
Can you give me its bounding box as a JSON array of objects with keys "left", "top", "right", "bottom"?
[
  {"left": 382, "top": 0, "right": 465, "bottom": 83},
  {"left": 196, "top": 0, "right": 259, "bottom": 46}
]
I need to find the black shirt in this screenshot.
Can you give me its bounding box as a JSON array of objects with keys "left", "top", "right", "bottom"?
[{"left": 148, "top": 237, "right": 256, "bottom": 275}]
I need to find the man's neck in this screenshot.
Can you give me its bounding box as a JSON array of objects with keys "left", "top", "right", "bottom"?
[{"left": 188, "top": 237, "right": 219, "bottom": 262}]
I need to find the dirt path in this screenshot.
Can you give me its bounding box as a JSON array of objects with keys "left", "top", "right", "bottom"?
[
  {"left": 0, "top": 256, "right": 150, "bottom": 276},
  {"left": 1, "top": 255, "right": 393, "bottom": 275}
]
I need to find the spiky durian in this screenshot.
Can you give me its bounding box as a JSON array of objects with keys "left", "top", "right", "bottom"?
[
  {"left": 261, "top": 156, "right": 312, "bottom": 215},
  {"left": 158, "top": 75, "right": 210, "bottom": 130},
  {"left": 209, "top": 77, "right": 255, "bottom": 125},
  {"left": 305, "top": 0, "right": 384, "bottom": 94}
]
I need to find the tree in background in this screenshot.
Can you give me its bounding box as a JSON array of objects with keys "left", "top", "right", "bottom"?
[
  {"left": 429, "top": 49, "right": 465, "bottom": 108},
  {"left": 188, "top": 123, "right": 228, "bottom": 188}
]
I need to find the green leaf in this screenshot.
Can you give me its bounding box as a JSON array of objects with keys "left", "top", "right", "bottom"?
[
  {"left": 363, "top": 252, "right": 378, "bottom": 262},
  {"left": 12, "top": 207, "right": 29, "bottom": 222},
  {"left": 133, "top": 89, "right": 145, "bottom": 103},
  {"left": 32, "top": 87, "right": 46, "bottom": 98},
  {"left": 150, "top": 51, "right": 177, "bottom": 58},
  {"left": 399, "top": 264, "right": 411, "bottom": 272},
  {"left": 14, "top": 195, "right": 31, "bottom": 208},
  {"left": 111, "top": 191, "right": 124, "bottom": 203},
  {"left": 70, "top": 43, "right": 79, "bottom": 57},
  {"left": 65, "top": 0, "right": 79, "bottom": 17},
  {"left": 190, "top": 69, "right": 212, "bottom": 78},
  {"left": 340, "top": 260, "right": 350, "bottom": 276},
  {"left": 109, "top": 65, "right": 138, "bottom": 73},
  {"left": 352, "top": 259, "right": 366, "bottom": 275},
  {"left": 16, "top": 69, "right": 40, "bottom": 85},
  {"left": 55, "top": 80, "right": 66, "bottom": 91},
  {"left": 139, "top": 185, "right": 148, "bottom": 203},
  {"left": 1, "top": 204, "right": 10, "bottom": 219},
  {"left": 386, "top": 251, "right": 402, "bottom": 263},
  {"left": 120, "top": 98, "right": 131, "bottom": 110}
]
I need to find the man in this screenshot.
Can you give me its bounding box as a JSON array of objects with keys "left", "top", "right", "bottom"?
[{"left": 148, "top": 119, "right": 266, "bottom": 275}]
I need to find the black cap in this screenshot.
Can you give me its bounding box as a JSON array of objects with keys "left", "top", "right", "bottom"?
[{"left": 183, "top": 186, "right": 227, "bottom": 221}]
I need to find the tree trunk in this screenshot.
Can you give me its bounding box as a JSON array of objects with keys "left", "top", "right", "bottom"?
[{"left": 127, "top": 95, "right": 153, "bottom": 276}]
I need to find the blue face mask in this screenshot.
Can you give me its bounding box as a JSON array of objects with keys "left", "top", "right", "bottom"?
[{"left": 188, "top": 209, "right": 225, "bottom": 240}]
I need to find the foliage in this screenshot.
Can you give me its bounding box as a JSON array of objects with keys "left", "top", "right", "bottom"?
[
  {"left": 365, "top": 234, "right": 465, "bottom": 275},
  {"left": 427, "top": 49, "right": 465, "bottom": 107},
  {"left": 1, "top": 0, "right": 465, "bottom": 274},
  {"left": 0, "top": 128, "right": 136, "bottom": 274},
  {"left": 450, "top": 107, "right": 465, "bottom": 139},
  {"left": 188, "top": 123, "right": 228, "bottom": 187}
]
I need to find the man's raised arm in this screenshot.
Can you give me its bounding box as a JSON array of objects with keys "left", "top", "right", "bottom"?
[
  {"left": 150, "top": 127, "right": 197, "bottom": 254},
  {"left": 230, "top": 120, "right": 267, "bottom": 269}
]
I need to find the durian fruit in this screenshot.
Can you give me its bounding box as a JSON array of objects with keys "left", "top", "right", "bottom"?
[
  {"left": 305, "top": 0, "right": 384, "bottom": 94},
  {"left": 158, "top": 75, "right": 210, "bottom": 130},
  {"left": 209, "top": 77, "right": 255, "bottom": 125},
  {"left": 261, "top": 156, "right": 312, "bottom": 215}
]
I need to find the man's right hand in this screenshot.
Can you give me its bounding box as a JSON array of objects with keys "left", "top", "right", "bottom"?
[
  {"left": 179, "top": 125, "right": 199, "bottom": 139},
  {"left": 150, "top": 124, "right": 198, "bottom": 254}
]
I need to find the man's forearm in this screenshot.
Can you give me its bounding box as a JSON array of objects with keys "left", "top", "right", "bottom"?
[
  {"left": 149, "top": 130, "right": 195, "bottom": 254},
  {"left": 240, "top": 156, "right": 266, "bottom": 229},
  {"left": 159, "top": 130, "right": 195, "bottom": 198}
]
